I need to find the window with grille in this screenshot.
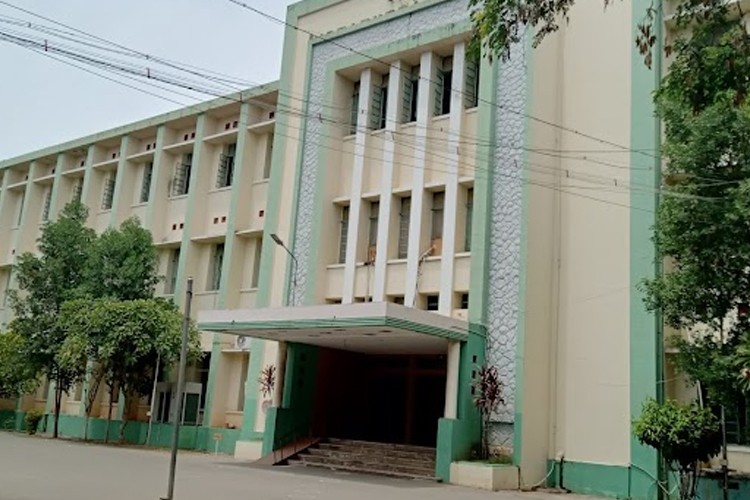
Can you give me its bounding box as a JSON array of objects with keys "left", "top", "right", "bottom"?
[
  {"left": 101, "top": 172, "right": 116, "bottom": 210},
  {"left": 166, "top": 248, "right": 180, "bottom": 295},
  {"left": 338, "top": 205, "right": 350, "bottom": 264},
  {"left": 426, "top": 295, "right": 439, "bottom": 311},
  {"left": 2, "top": 271, "right": 11, "bottom": 307},
  {"left": 15, "top": 192, "right": 24, "bottom": 227},
  {"left": 263, "top": 136, "right": 273, "bottom": 179},
  {"left": 140, "top": 162, "right": 153, "bottom": 203},
  {"left": 727, "top": 394, "right": 750, "bottom": 445},
  {"left": 216, "top": 143, "right": 236, "bottom": 188},
  {"left": 402, "top": 68, "right": 420, "bottom": 123},
  {"left": 41, "top": 188, "right": 52, "bottom": 222},
  {"left": 465, "top": 188, "right": 474, "bottom": 251},
  {"left": 368, "top": 201, "right": 380, "bottom": 248},
  {"left": 464, "top": 57, "right": 480, "bottom": 109},
  {"left": 460, "top": 293, "right": 470, "bottom": 310},
  {"left": 350, "top": 82, "right": 360, "bottom": 135},
  {"left": 434, "top": 58, "right": 453, "bottom": 116},
  {"left": 398, "top": 197, "right": 411, "bottom": 259},
  {"left": 172, "top": 153, "right": 192, "bottom": 197},
  {"left": 251, "top": 237, "right": 263, "bottom": 288},
  {"left": 370, "top": 77, "right": 388, "bottom": 130},
  {"left": 208, "top": 243, "right": 225, "bottom": 291},
  {"left": 431, "top": 191, "right": 445, "bottom": 241},
  {"left": 72, "top": 178, "right": 83, "bottom": 203}
]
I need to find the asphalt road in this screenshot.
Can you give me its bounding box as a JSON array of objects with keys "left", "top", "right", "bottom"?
[{"left": 0, "top": 432, "right": 595, "bottom": 500}]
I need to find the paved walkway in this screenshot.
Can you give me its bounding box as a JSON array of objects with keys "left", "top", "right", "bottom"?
[{"left": 0, "top": 432, "right": 595, "bottom": 500}]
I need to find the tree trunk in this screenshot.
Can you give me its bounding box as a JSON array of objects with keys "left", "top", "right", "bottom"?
[
  {"left": 53, "top": 385, "right": 63, "bottom": 439},
  {"left": 119, "top": 393, "right": 129, "bottom": 442},
  {"left": 84, "top": 415, "right": 89, "bottom": 441},
  {"left": 105, "top": 386, "right": 114, "bottom": 444}
]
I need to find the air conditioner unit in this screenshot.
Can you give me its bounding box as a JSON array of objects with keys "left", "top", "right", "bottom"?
[{"left": 233, "top": 335, "right": 251, "bottom": 351}]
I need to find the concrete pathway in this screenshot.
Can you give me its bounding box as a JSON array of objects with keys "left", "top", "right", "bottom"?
[{"left": 0, "top": 432, "right": 598, "bottom": 500}]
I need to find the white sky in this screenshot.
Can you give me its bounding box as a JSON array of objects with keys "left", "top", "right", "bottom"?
[{"left": 0, "top": 0, "right": 294, "bottom": 160}]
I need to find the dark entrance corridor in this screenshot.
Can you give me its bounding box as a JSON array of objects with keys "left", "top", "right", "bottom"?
[{"left": 311, "top": 348, "right": 446, "bottom": 447}]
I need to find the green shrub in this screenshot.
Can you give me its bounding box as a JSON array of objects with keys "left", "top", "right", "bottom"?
[
  {"left": 24, "top": 410, "right": 44, "bottom": 435},
  {"left": 634, "top": 399, "right": 721, "bottom": 500}
]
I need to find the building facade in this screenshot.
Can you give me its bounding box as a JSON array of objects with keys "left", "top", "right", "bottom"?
[{"left": 5, "top": 0, "right": 745, "bottom": 498}]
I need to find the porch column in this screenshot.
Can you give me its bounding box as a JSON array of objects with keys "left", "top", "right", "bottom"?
[
  {"left": 343, "top": 68, "right": 375, "bottom": 303},
  {"left": 273, "top": 341, "right": 288, "bottom": 408},
  {"left": 444, "top": 341, "right": 461, "bottom": 419}
]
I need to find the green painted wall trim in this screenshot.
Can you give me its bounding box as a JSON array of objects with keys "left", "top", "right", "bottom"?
[
  {"left": 173, "top": 114, "right": 207, "bottom": 302},
  {"left": 6, "top": 413, "right": 241, "bottom": 455},
  {"left": 512, "top": 30, "right": 535, "bottom": 467},
  {"left": 255, "top": 7, "right": 301, "bottom": 309},
  {"left": 262, "top": 343, "right": 319, "bottom": 454},
  {"left": 547, "top": 460, "right": 631, "bottom": 499},
  {"left": 468, "top": 56, "right": 499, "bottom": 327},
  {"left": 629, "top": 0, "right": 663, "bottom": 498}
]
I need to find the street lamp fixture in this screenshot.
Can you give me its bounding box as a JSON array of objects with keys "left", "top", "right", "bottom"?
[{"left": 270, "top": 233, "right": 298, "bottom": 306}]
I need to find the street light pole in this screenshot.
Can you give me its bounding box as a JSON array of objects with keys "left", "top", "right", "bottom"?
[
  {"left": 270, "top": 233, "right": 298, "bottom": 306},
  {"left": 161, "top": 277, "right": 193, "bottom": 500}
]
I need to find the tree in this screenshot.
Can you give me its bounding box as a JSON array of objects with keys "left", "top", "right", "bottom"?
[
  {"left": 634, "top": 399, "right": 722, "bottom": 500},
  {"left": 641, "top": 17, "right": 750, "bottom": 406},
  {"left": 469, "top": 0, "right": 732, "bottom": 67},
  {"left": 60, "top": 298, "right": 200, "bottom": 442},
  {"left": 85, "top": 217, "right": 160, "bottom": 301},
  {"left": 8, "top": 201, "right": 95, "bottom": 438},
  {"left": 0, "top": 332, "right": 38, "bottom": 400}
]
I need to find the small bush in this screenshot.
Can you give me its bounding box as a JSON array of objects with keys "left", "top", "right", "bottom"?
[
  {"left": 25, "top": 410, "right": 44, "bottom": 435},
  {"left": 633, "top": 399, "right": 721, "bottom": 500}
]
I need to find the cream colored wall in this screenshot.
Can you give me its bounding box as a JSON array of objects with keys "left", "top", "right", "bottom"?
[
  {"left": 0, "top": 93, "right": 277, "bottom": 424},
  {"left": 524, "top": 0, "right": 634, "bottom": 467}
]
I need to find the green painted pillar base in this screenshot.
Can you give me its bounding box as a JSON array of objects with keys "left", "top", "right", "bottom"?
[{"left": 436, "top": 417, "right": 478, "bottom": 482}]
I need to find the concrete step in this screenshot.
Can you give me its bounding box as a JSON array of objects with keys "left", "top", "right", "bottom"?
[
  {"left": 306, "top": 447, "right": 435, "bottom": 468},
  {"left": 326, "top": 438, "right": 436, "bottom": 455},
  {"left": 288, "top": 458, "right": 439, "bottom": 482},
  {"left": 296, "top": 453, "right": 435, "bottom": 476},
  {"left": 315, "top": 443, "right": 436, "bottom": 461}
]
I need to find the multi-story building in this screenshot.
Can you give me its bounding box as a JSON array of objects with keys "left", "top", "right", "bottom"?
[{"left": 2, "top": 0, "right": 748, "bottom": 498}]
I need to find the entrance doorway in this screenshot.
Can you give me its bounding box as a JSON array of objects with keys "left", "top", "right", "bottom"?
[{"left": 312, "top": 348, "right": 446, "bottom": 447}]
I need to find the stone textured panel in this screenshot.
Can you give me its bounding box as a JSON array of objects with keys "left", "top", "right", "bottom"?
[{"left": 486, "top": 38, "right": 528, "bottom": 449}]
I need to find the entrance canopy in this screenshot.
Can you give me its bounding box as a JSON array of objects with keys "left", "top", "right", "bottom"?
[{"left": 198, "top": 302, "right": 470, "bottom": 355}]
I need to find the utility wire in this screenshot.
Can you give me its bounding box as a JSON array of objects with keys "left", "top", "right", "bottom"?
[{"left": 0, "top": 6, "right": 734, "bottom": 204}]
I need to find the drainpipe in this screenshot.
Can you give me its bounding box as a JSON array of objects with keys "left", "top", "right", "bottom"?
[{"left": 653, "top": 3, "right": 666, "bottom": 499}]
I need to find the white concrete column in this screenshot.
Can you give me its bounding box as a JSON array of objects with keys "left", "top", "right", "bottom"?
[
  {"left": 373, "top": 62, "right": 405, "bottom": 302},
  {"left": 405, "top": 52, "right": 438, "bottom": 307},
  {"left": 272, "top": 341, "right": 288, "bottom": 408},
  {"left": 444, "top": 340, "right": 461, "bottom": 419},
  {"left": 438, "top": 42, "right": 466, "bottom": 315},
  {"left": 343, "top": 68, "right": 374, "bottom": 303}
]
